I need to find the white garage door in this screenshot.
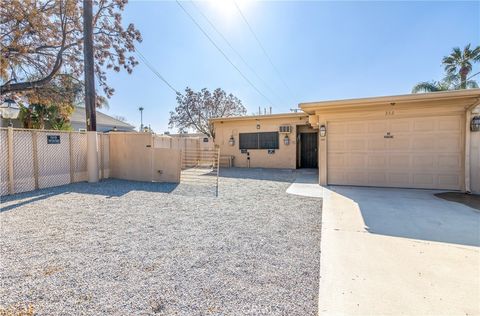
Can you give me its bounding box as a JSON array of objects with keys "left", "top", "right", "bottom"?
[{"left": 327, "top": 115, "right": 463, "bottom": 190}]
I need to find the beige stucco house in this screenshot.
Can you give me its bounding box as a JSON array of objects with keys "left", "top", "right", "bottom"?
[{"left": 211, "top": 89, "right": 480, "bottom": 194}]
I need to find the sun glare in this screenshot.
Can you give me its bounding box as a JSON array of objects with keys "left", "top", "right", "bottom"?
[{"left": 208, "top": 0, "right": 251, "bottom": 19}]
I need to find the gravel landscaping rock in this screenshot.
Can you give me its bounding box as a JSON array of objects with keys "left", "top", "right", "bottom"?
[{"left": 1, "top": 168, "right": 321, "bottom": 315}]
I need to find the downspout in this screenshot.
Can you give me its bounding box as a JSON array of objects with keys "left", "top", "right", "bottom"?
[{"left": 465, "top": 98, "right": 480, "bottom": 193}]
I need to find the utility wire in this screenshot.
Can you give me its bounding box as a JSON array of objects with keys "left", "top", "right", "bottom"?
[
  {"left": 176, "top": 0, "right": 276, "bottom": 107},
  {"left": 134, "top": 49, "right": 179, "bottom": 94},
  {"left": 233, "top": 0, "right": 296, "bottom": 101},
  {"left": 106, "top": 17, "right": 179, "bottom": 94},
  {"left": 190, "top": 1, "right": 281, "bottom": 103}
]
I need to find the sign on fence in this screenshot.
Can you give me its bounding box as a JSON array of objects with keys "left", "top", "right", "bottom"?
[{"left": 47, "top": 135, "right": 61, "bottom": 144}]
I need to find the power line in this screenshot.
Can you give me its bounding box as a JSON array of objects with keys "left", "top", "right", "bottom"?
[
  {"left": 190, "top": 1, "right": 281, "bottom": 103},
  {"left": 233, "top": 0, "right": 296, "bottom": 101},
  {"left": 176, "top": 0, "right": 276, "bottom": 107},
  {"left": 134, "top": 49, "right": 179, "bottom": 94},
  {"left": 106, "top": 17, "right": 179, "bottom": 94}
]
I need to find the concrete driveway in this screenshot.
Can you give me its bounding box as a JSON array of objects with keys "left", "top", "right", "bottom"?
[{"left": 319, "top": 186, "right": 480, "bottom": 316}]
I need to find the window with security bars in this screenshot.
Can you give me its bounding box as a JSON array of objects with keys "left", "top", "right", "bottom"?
[{"left": 239, "top": 132, "right": 279, "bottom": 149}]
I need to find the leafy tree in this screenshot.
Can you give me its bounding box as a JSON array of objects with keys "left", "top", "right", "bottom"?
[
  {"left": 17, "top": 74, "right": 80, "bottom": 129},
  {"left": 0, "top": 0, "right": 142, "bottom": 98},
  {"left": 169, "top": 87, "right": 246, "bottom": 138},
  {"left": 18, "top": 102, "right": 74, "bottom": 130},
  {"left": 442, "top": 44, "right": 480, "bottom": 89}
]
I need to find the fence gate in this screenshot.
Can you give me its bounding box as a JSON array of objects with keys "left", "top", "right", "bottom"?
[{"left": 180, "top": 148, "right": 220, "bottom": 196}]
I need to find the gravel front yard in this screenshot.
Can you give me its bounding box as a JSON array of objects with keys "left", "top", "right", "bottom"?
[{"left": 0, "top": 168, "right": 321, "bottom": 315}]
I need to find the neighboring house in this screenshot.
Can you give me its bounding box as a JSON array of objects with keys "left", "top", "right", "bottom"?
[
  {"left": 211, "top": 89, "right": 480, "bottom": 194},
  {"left": 70, "top": 106, "right": 135, "bottom": 132},
  {"left": 1, "top": 106, "right": 135, "bottom": 132}
]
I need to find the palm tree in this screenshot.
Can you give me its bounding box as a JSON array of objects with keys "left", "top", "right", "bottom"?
[
  {"left": 442, "top": 44, "right": 480, "bottom": 89},
  {"left": 412, "top": 74, "right": 478, "bottom": 93},
  {"left": 412, "top": 80, "right": 450, "bottom": 93}
]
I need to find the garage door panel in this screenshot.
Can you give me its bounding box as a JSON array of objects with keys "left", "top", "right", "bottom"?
[
  {"left": 389, "top": 136, "right": 411, "bottom": 151},
  {"left": 436, "top": 134, "right": 462, "bottom": 152},
  {"left": 368, "top": 155, "right": 387, "bottom": 168},
  {"left": 412, "top": 137, "right": 436, "bottom": 151},
  {"left": 412, "top": 155, "right": 435, "bottom": 169},
  {"left": 437, "top": 155, "right": 462, "bottom": 170},
  {"left": 389, "top": 155, "right": 411, "bottom": 169},
  {"left": 328, "top": 139, "right": 345, "bottom": 151},
  {"left": 328, "top": 170, "right": 346, "bottom": 184},
  {"left": 368, "top": 139, "right": 387, "bottom": 151},
  {"left": 390, "top": 119, "right": 411, "bottom": 133},
  {"left": 346, "top": 122, "right": 367, "bottom": 134},
  {"left": 438, "top": 175, "right": 461, "bottom": 188},
  {"left": 368, "top": 121, "right": 388, "bottom": 133},
  {"left": 368, "top": 172, "right": 387, "bottom": 185},
  {"left": 328, "top": 122, "right": 346, "bottom": 134},
  {"left": 388, "top": 173, "right": 411, "bottom": 186},
  {"left": 346, "top": 154, "right": 367, "bottom": 168},
  {"left": 413, "top": 118, "right": 436, "bottom": 132},
  {"left": 346, "top": 139, "right": 367, "bottom": 151},
  {"left": 346, "top": 171, "right": 369, "bottom": 185},
  {"left": 327, "top": 115, "right": 463, "bottom": 190},
  {"left": 413, "top": 174, "right": 435, "bottom": 186},
  {"left": 328, "top": 153, "right": 345, "bottom": 168},
  {"left": 438, "top": 116, "right": 462, "bottom": 131}
]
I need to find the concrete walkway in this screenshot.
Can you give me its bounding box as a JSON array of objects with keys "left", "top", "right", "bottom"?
[
  {"left": 286, "top": 169, "right": 323, "bottom": 198},
  {"left": 319, "top": 186, "right": 480, "bottom": 316}
]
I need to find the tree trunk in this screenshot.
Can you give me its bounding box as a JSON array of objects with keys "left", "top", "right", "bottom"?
[
  {"left": 83, "top": 0, "right": 97, "bottom": 131},
  {"left": 460, "top": 67, "right": 468, "bottom": 89}
]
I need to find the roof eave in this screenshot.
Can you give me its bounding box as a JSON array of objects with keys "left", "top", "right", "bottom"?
[
  {"left": 299, "top": 89, "right": 480, "bottom": 113},
  {"left": 210, "top": 112, "right": 307, "bottom": 123}
]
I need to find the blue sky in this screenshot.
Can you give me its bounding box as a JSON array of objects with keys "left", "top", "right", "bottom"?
[{"left": 102, "top": 0, "right": 480, "bottom": 132}]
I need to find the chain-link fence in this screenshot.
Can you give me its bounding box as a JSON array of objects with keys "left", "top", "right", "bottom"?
[
  {"left": 0, "top": 128, "right": 109, "bottom": 196},
  {"left": 0, "top": 129, "right": 10, "bottom": 196}
]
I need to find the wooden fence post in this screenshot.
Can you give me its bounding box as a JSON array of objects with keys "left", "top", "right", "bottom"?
[
  {"left": 32, "top": 130, "right": 39, "bottom": 190},
  {"left": 7, "top": 126, "right": 14, "bottom": 195},
  {"left": 69, "top": 132, "right": 74, "bottom": 183},
  {"left": 100, "top": 134, "right": 104, "bottom": 179}
]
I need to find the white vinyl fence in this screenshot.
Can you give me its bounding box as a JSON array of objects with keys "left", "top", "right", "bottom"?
[{"left": 0, "top": 128, "right": 109, "bottom": 196}]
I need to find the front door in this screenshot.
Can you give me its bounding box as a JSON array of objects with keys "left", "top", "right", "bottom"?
[{"left": 300, "top": 132, "right": 318, "bottom": 168}]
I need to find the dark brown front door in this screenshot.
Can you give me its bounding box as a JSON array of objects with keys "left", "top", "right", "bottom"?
[{"left": 300, "top": 133, "right": 318, "bottom": 168}]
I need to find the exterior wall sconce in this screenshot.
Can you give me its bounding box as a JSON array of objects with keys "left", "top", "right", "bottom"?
[
  {"left": 0, "top": 98, "right": 20, "bottom": 127},
  {"left": 319, "top": 125, "right": 327, "bottom": 137},
  {"left": 256, "top": 123, "right": 260, "bottom": 129},
  {"left": 284, "top": 135, "right": 290, "bottom": 145},
  {"left": 228, "top": 135, "right": 235, "bottom": 146},
  {"left": 471, "top": 116, "right": 480, "bottom": 132}
]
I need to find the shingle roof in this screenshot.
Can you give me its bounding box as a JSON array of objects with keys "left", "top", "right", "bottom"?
[{"left": 70, "top": 106, "right": 135, "bottom": 129}]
